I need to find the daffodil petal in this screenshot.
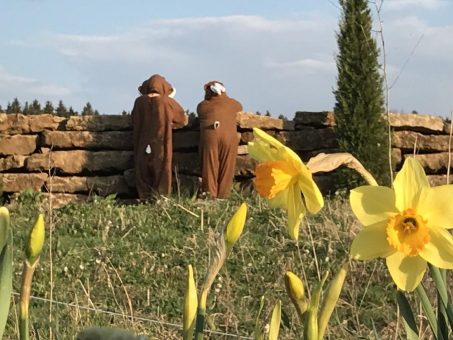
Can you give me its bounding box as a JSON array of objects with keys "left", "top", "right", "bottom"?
[
  {"left": 419, "top": 226, "right": 453, "bottom": 269},
  {"left": 253, "top": 128, "right": 286, "bottom": 149},
  {"left": 393, "top": 157, "right": 430, "bottom": 211},
  {"left": 417, "top": 185, "right": 453, "bottom": 229},
  {"left": 350, "top": 221, "right": 394, "bottom": 260},
  {"left": 298, "top": 174, "right": 323, "bottom": 214},
  {"left": 287, "top": 184, "right": 305, "bottom": 240},
  {"left": 386, "top": 252, "right": 426, "bottom": 292},
  {"left": 268, "top": 188, "right": 288, "bottom": 209},
  {"left": 350, "top": 186, "right": 397, "bottom": 226},
  {"left": 248, "top": 141, "right": 281, "bottom": 162}
]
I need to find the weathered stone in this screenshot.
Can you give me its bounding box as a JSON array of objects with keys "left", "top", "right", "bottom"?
[
  {"left": 237, "top": 145, "right": 248, "bottom": 155},
  {"left": 0, "top": 173, "right": 47, "bottom": 192},
  {"left": 294, "top": 111, "right": 336, "bottom": 127},
  {"left": 173, "top": 152, "right": 201, "bottom": 175},
  {"left": 236, "top": 112, "right": 294, "bottom": 130},
  {"left": 0, "top": 114, "right": 65, "bottom": 134},
  {"left": 44, "top": 175, "right": 130, "bottom": 195},
  {"left": 26, "top": 150, "right": 134, "bottom": 174},
  {"left": 392, "top": 131, "right": 450, "bottom": 152},
  {"left": 235, "top": 155, "right": 257, "bottom": 177},
  {"left": 123, "top": 168, "right": 136, "bottom": 189},
  {"left": 41, "top": 131, "right": 133, "bottom": 150},
  {"left": 279, "top": 128, "right": 337, "bottom": 151},
  {"left": 301, "top": 148, "right": 341, "bottom": 162},
  {"left": 427, "top": 175, "right": 452, "bottom": 186},
  {"left": 65, "top": 115, "right": 132, "bottom": 131},
  {"left": 389, "top": 113, "right": 444, "bottom": 133},
  {"left": 173, "top": 131, "right": 200, "bottom": 150},
  {"left": 0, "top": 155, "right": 27, "bottom": 171},
  {"left": 0, "top": 135, "right": 37, "bottom": 155},
  {"left": 404, "top": 152, "right": 453, "bottom": 174}
]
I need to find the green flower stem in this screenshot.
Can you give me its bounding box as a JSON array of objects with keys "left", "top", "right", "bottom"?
[
  {"left": 396, "top": 291, "right": 419, "bottom": 340},
  {"left": 415, "top": 284, "right": 444, "bottom": 340},
  {"left": 194, "top": 307, "right": 206, "bottom": 340},
  {"left": 19, "top": 260, "right": 38, "bottom": 340},
  {"left": 430, "top": 266, "right": 453, "bottom": 332}
]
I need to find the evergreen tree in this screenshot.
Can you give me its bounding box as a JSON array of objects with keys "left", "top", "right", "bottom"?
[
  {"left": 22, "top": 101, "right": 30, "bottom": 115},
  {"left": 93, "top": 109, "right": 100, "bottom": 116},
  {"left": 81, "top": 102, "right": 94, "bottom": 116},
  {"left": 30, "top": 99, "right": 42, "bottom": 115},
  {"left": 6, "top": 98, "right": 21, "bottom": 113},
  {"left": 0, "top": 105, "right": 3, "bottom": 113},
  {"left": 68, "top": 106, "right": 78, "bottom": 116},
  {"left": 333, "top": 0, "right": 388, "bottom": 187},
  {"left": 55, "top": 100, "right": 69, "bottom": 117},
  {"left": 43, "top": 101, "right": 55, "bottom": 114}
]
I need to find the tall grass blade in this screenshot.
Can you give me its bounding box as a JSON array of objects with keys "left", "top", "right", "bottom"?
[
  {"left": 268, "top": 300, "right": 281, "bottom": 340},
  {"left": 415, "top": 284, "right": 444, "bottom": 340},
  {"left": 396, "top": 291, "right": 419, "bottom": 340},
  {"left": 430, "top": 266, "right": 453, "bottom": 333},
  {"left": 0, "top": 231, "right": 13, "bottom": 339}
]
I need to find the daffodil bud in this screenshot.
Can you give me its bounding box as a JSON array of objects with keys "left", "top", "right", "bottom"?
[
  {"left": 183, "top": 265, "right": 198, "bottom": 340},
  {"left": 318, "top": 262, "right": 348, "bottom": 340},
  {"left": 0, "top": 207, "right": 10, "bottom": 251},
  {"left": 285, "top": 271, "right": 308, "bottom": 318},
  {"left": 224, "top": 203, "right": 247, "bottom": 250},
  {"left": 25, "top": 214, "right": 45, "bottom": 265},
  {"left": 268, "top": 300, "right": 281, "bottom": 340}
]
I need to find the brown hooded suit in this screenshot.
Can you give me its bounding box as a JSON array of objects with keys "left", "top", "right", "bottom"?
[
  {"left": 131, "top": 74, "right": 187, "bottom": 199},
  {"left": 196, "top": 81, "right": 243, "bottom": 198}
]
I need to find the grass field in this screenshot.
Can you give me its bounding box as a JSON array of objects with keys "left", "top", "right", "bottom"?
[{"left": 2, "top": 190, "right": 448, "bottom": 339}]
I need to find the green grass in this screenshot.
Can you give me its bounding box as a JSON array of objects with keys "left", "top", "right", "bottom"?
[{"left": 1, "top": 190, "right": 443, "bottom": 339}]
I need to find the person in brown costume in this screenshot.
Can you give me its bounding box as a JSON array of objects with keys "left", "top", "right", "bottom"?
[
  {"left": 196, "top": 81, "right": 243, "bottom": 199},
  {"left": 131, "top": 74, "right": 187, "bottom": 199}
]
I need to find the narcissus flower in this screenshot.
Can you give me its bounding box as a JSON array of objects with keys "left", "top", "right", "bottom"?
[
  {"left": 350, "top": 157, "right": 453, "bottom": 292},
  {"left": 248, "top": 128, "right": 323, "bottom": 240}
]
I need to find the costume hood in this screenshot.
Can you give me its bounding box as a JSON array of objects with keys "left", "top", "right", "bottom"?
[
  {"left": 138, "top": 74, "right": 174, "bottom": 96},
  {"left": 203, "top": 80, "right": 226, "bottom": 100}
]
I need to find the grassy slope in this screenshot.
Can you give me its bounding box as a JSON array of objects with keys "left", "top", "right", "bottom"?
[{"left": 2, "top": 191, "right": 436, "bottom": 339}]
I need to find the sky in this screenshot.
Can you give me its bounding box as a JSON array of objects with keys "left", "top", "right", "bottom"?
[{"left": 0, "top": 0, "right": 452, "bottom": 118}]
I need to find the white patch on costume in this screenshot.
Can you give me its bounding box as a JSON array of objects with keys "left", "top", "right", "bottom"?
[
  {"left": 145, "top": 145, "right": 152, "bottom": 154},
  {"left": 210, "top": 83, "right": 226, "bottom": 95}
]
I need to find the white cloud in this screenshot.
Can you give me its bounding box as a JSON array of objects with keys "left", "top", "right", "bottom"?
[
  {"left": 385, "top": 0, "right": 447, "bottom": 10},
  {"left": 0, "top": 66, "right": 74, "bottom": 105}
]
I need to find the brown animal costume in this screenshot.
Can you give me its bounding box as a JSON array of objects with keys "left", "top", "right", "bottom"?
[
  {"left": 131, "top": 74, "right": 187, "bottom": 199},
  {"left": 196, "top": 81, "right": 243, "bottom": 198}
]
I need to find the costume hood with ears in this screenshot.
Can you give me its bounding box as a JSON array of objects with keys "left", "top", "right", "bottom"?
[
  {"left": 203, "top": 80, "right": 226, "bottom": 100},
  {"left": 138, "top": 74, "right": 175, "bottom": 97}
]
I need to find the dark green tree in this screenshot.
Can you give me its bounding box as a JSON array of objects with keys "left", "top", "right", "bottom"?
[
  {"left": 55, "top": 100, "right": 69, "bottom": 117},
  {"left": 22, "top": 101, "right": 30, "bottom": 115},
  {"left": 81, "top": 102, "right": 94, "bottom": 116},
  {"left": 0, "top": 105, "right": 3, "bottom": 113},
  {"left": 93, "top": 109, "right": 100, "bottom": 116},
  {"left": 29, "top": 99, "right": 42, "bottom": 115},
  {"left": 333, "top": 0, "right": 388, "bottom": 187},
  {"left": 68, "top": 106, "right": 78, "bottom": 116},
  {"left": 43, "top": 101, "right": 55, "bottom": 114},
  {"left": 6, "top": 98, "right": 21, "bottom": 113}
]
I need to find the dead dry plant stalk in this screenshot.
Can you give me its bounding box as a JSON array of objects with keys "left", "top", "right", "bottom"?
[
  {"left": 47, "top": 146, "right": 55, "bottom": 340},
  {"left": 447, "top": 111, "right": 453, "bottom": 184}
]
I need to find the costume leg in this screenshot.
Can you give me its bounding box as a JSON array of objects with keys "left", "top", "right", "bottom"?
[
  {"left": 217, "top": 140, "right": 237, "bottom": 198},
  {"left": 201, "top": 138, "right": 219, "bottom": 198}
]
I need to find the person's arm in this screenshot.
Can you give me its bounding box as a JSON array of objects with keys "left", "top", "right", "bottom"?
[{"left": 170, "top": 99, "right": 188, "bottom": 129}]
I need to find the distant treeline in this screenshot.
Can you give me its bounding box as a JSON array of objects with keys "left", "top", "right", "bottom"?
[{"left": 0, "top": 98, "right": 130, "bottom": 116}]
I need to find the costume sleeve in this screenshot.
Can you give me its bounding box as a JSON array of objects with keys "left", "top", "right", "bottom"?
[{"left": 169, "top": 98, "right": 188, "bottom": 129}]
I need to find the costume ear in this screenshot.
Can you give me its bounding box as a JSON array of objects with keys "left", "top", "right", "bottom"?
[
  {"left": 209, "top": 82, "right": 226, "bottom": 95},
  {"left": 168, "top": 87, "right": 176, "bottom": 98}
]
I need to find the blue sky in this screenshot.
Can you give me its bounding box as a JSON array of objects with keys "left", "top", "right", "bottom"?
[{"left": 1, "top": 0, "right": 452, "bottom": 117}]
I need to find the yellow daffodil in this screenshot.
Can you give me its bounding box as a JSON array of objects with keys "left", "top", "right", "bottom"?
[
  {"left": 350, "top": 157, "right": 453, "bottom": 292},
  {"left": 248, "top": 128, "right": 324, "bottom": 240}
]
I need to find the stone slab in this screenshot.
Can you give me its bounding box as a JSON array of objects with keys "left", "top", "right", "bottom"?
[
  {"left": 0, "top": 155, "right": 27, "bottom": 171},
  {"left": 26, "top": 150, "right": 134, "bottom": 174},
  {"left": 392, "top": 131, "right": 450, "bottom": 152},
  {"left": 0, "top": 135, "right": 37, "bottom": 155},
  {"left": 236, "top": 112, "right": 294, "bottom": 130},
  {"left": 64, "top": 115, "right": 132, "bottom": 131},
  {"left": 41, "top": 131, "right": 133, "bottom": 150},
  {"left": 0, "top": 114, "right": 65, "bottom": 134},
  {"left": 45, "top": 175, "right": 130, "bottom": 195},
  {"left": 405, "top": 152, "right": 453, "bottom": 174},
  {"left": 0, "top": 173, "right": 47, "bottom": 192},
  {"left": 294, "top": 111, "right": 336, "bottom": 127},
  {"left": 389, "top": 112, "right": 444, "bottom": 133}
]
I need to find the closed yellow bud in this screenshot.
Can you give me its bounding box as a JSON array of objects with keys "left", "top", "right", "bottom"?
[
  {"left": 0, "top": 207, "right": 10, "bottom": 251},
  {"left": 183, "top": 265, "right": 198, "bottom": 340},
  {"left": 26, "top": 214, "right": 45, "bottom": 265},
  {"left": 285, "top": 271, "right": 305, "bottom": 301},
  {"left": 225, "top": 203, "right": 247, "bottom": 250},
  {"left": 318, "top": 262, "right": 348, "bottom": 340}
]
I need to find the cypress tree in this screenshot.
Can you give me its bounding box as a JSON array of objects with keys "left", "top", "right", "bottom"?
[
  {"left": 7, "top": 98, "right": 22, "bottom": 114},
  {"left": 55, "top": 100, "right": 69, "bottom": 117},
  {"left": 30, "top": 99, "right": 42, "bottom": 115},
  {"left": 81, "top": 102, "right": 94, "bottom": 116},
  {"left": 334, "top": 0, "right": 388, "bottom": 187}
]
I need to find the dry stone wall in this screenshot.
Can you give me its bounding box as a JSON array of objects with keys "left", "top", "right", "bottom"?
[{"left": 0, "top": 111, "right": 451, "bottom": 205}]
